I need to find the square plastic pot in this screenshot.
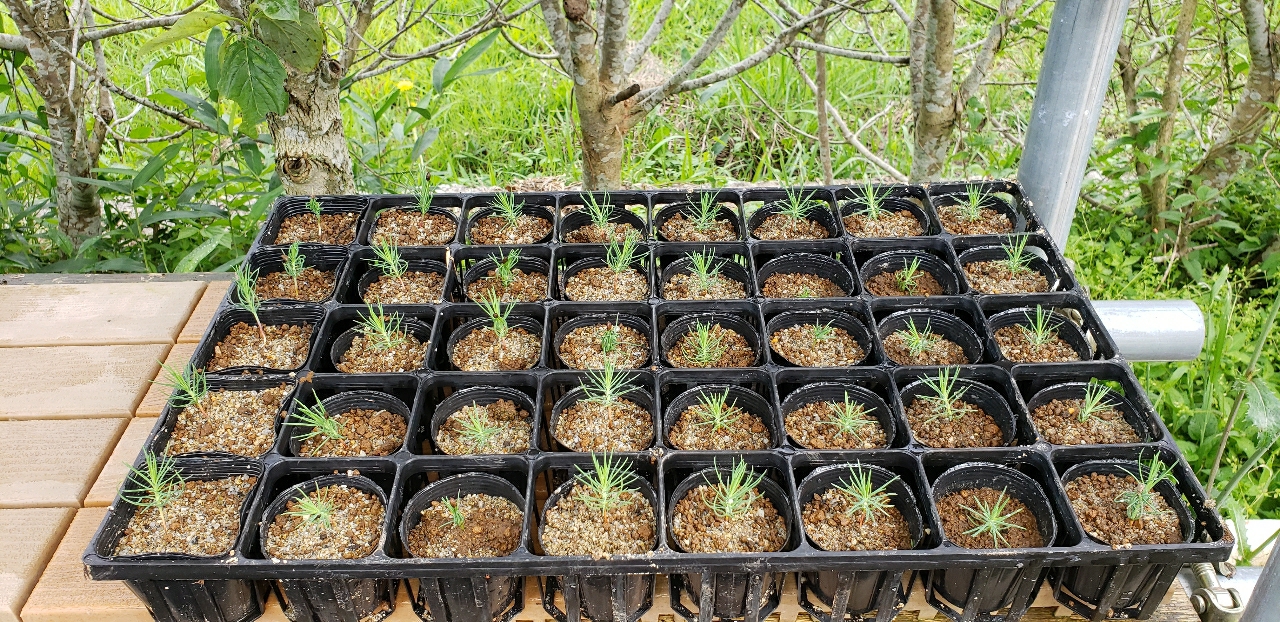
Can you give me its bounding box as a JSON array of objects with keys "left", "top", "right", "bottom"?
[
  {"left": 980, "top": 293, "right": 1120, "bottom": 364},
  {"left": 558, "top": 191, "right": 651, "bottom": 242},
  {"left": 751, "top": 239, "right": 858, "bottom": 299},
  {"left": 540, "top": 369, "right": 658, "bottom": 452},
  {"left": 277, "top": 374, "right": 418, "bottom": 458},
  {"left": 358, "top": 194, "right": 463, "bottom": 246},
  {"left": 651, "top": 190, "right": 745, "bottom": 242},
  {"left": 893, "top": 365, "right": 1035, "bottom": 448},
  {"left": 316, "top": 305, "right": 434, "bottom": 374},
  {"left": 833, "top": 183, "right": 940, "bottom": 238},
  {"left": 555, "top": 244, "right": 655, "bottom": 302},
  {"left": 1012, "top": 361, "right": 1166, "bottom": 448},
  {"left": 337, "top": 246, "right": 451, "bottom": 305},
  {"left": 656, "top": 368, "right": 782, "bottom": 451},
  {"left": 461, "top": 193, "right": 557, "bottom": 246},
  {"left": 774, "top": 367, "right": 904, "bottom": 450},
  {"left": 243, "top": 244, "right": 348, "bottom": 305},
  {"left": 546, "top": 301, "right": 656, "bottom": 370},
  {"left": 257, "top": 195, "right": 368, "bottom": 247},
  {"left": 850, "top": 237, "right": 967, "bottom": 299},
  {"left": 741, "top": 188, "right": 841, "bottom": 241},
  {"left": 454, "top": 245, "right": 553, "bottom": 303},
  {"left": 416, "top": 373, "right": 541, "bottom": 455},
  {"left": 193, "top": 304, "right": 327, "bottom": 376},
  {"left": 426, "top": 303, "right": 547, "bottom": 372},
  {"left": 924, "top": 180, "right": 1038, "bottom": 235},
  {"left": 951, "top": 233, "right": 1076, "bottom": 295},
  {"left": 655, "top": 243, "right": 754, "bottom": 301}
]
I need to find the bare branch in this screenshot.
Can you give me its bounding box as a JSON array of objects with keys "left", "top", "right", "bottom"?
[
  {"left": 790, "top": 40, "right": 908, "bottom": 65},
  {"left": 623, "top": 0, "right": 672, "bottom": 76},
  {"left": 81, "top": 0, "right": 208, "bottom": 42},
  {"left": 956, "top": 0, "right": 1023, "bottom": 108},
  {"left": 339, "top": 0, "right": 375, "bottom": 69},
  {"left": 0, "top": 124, "right": 58, "bottom": 145},
  {"left": 347, "top": 6, "right": 508, "bottom": 82},
  {"left": 598, "top": 0, "right": 629, "bottom": 86},
  {"left": 636, "top": 0, "right": 746, "bottom": 108},
  {"left": 608, "top": 82, "right": 640, "bottom": 104},
  {"left": 501, "top": 27, "right": 560, "bottom": 60},
  {"left": 561, "top": 0, "right": 600, "bottom": 83},
  {"left": 538, "top": 0, "right": 577, "bottom": 80},
  {"left": 883, "top": 0, "right": 910, "bottom": 24},
  {"left": 0, "top": 34, "right": 27, "bottom": 52}
]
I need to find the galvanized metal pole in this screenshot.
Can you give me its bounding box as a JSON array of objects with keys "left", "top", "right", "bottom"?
[
  {"left": 1240, "top": 549, "right": 1280, "bottom": 622},
  {"left": 1017, "top": 0, "right": 1131, "bottom": 249},
  {"left": 1092, "top": 300, "right": 1205, "bottom": 361}
]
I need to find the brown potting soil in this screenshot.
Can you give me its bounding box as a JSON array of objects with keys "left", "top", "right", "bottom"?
[
  {"left": 264, "top": 483, "right": 384, "bottom": 559},
  {"left": 964, "top": 261, "right": 1050, "bottom": 294},
  {"left": 276, "top": 212, "right": 358, "bottom": 245},
  {"left": 770, "top": 324, "right": 865, "bottom": 367},
  {"left": 667, "top": 323, "right": 756, "bottom": 368},
  {"left": 565, "top": 221, "right": 640, "bottom": 243},
  {"left": 761, "top": 273, "right": 846, "bottom": 298},
  {"left": 467, "top": 269, "right": 548, "bottom": 302},
  {"left": 672, "top": 484, "right": 787, "bottom": 553},
  {"left": 470, "top": 215, "right": 552, "bottom": 244},
  {"left": 938, "top": 206, "right": 1012, "bottom": 235},
  {"left": 660, "top": 212, "right": 737, "bottom": 241},
  {"left": 565, "top": 267, "right": 649, "bottom": 301},
  {"left": 865, "top": 269, "right": 945, "bottom": 297},
  {"left": 994, "top": 325, "right": 1081, "bottom": 363},
  {"left": 114, "top": 475, "right": 257, "bottom": 556},
  {"left": 371, "top": 210, "right": 457, "bottom": 246},
  {"left": 363, "top": 272, "right": 445, "bottom": 304},
  {"left": 406, "top": 493, "right": 523, "bottom": 558},
  {"left": 802, "top": 487, "right": 912, "bottom": 551},
  {"left": 752, "top": 213, "right": 829, "bottom": 240},
  {"left": 256, "top": 268, "right": 335, "bottom": 302},
  {"left": 297, "top": 408, "right": 406, "bottom": 457},
  {"left": 450, "top": 327, "right": 541, "bottom": 371},
  {"left": 1064, "top": 472, "right": 1182, "bottom": 547},
  {"left": 881, "top": 330, "right": 970, "bottom": 366},
  {"left": 663, "top": 272, "right": 747, "bottom": 300},
  {"left": 165, "top": 384, "right": 289, "bottom": 457},
  {"left": 904, "top": 398, "right": 1003, "bottom": 448},
  {"left": 843, "top": 210, "right": 923, "bottom": 238},
  {"left": 1033, "top": 398, "right": 1141, "bottom": 445},
  {"left": 435, "top": 400, "right": 532, "bottom": 455},
  {"left": 555, "top": 399, "right": 652, "bottom": 452},
  {"left": 208, "top": 323, "right": 312, "bottom": 371},
  {"left": 336, "top": 332, "right": 429, "bottom": 373},
  {"left": 541, "top": 483, "right": 656, "bottom": 558},
  {"left": 558, "top": 322, "right": 649, "bottom": 369},
  {"left": 785, "top": 401, "right": 888, "bottom": 449},
  {"left": 668, "top": 402, "right": 770, "bottom": 450},
  {"left": 937, "top": 487, "right": 1042, "bottom": 548}
]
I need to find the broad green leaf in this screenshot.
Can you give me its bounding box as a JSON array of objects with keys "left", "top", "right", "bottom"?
[
  {"left": 408, "top": 127, "right": 439, "bottom": 162},
  {"left": 164, "top": 88, "right": 229, "bottom": 135},
  {"left": 1157, "top": 210, "right": 1184, "bottom": 222},
  {"left": 373, "top": 90, "right": 400, "bottom": 122},
  {"left": 218, "top": 37, "right": 287, "bottom": 127},
  {"left": 1171, "top": 193, "right": 1195, "bottom": 209},
  {"left": 139, "top": 12, "right": 231, "bottom": 56},
  {"left": 257, "top": 12, "right": 324, "bottom": 71},
  {"left": 204, "top": 27, "right": 224, "bottom": 101},
  {"left": 434, "top": 30, "right": 499, "bottom": 93},
  {"left": 71, "top": 176, "right": 131, "bottom": 193},
  {"left": 258, "top": 0, "right": 300, "bottom": 22},
  {"left": 132, "top": 144, "right": 183, "bottom": 191},
  {"left": 95, "top": 257, "right": 148, "bottom": 273},
  {"left": 431, "top": 56, "right": 452, "bottom": 94},
  {"left": 175, "top": 229, "right": 228, "bottom": 272},
  {"left": 1245, "top": 379, "right": 1280, "bottom": 438}
]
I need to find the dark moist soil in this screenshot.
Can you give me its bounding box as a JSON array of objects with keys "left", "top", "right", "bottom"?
[
  {"left": 558, "top": 322, "right": 649, "bottom": 369},
  {"left": 435, "top": 400, "right": 532, "bottom": 455},
  {"left": 663, "top": 273, "right": 746, "bottom": 300},
  {"left": 164, "top": 384, "right": 289, "bottom": 457},
  {"left": 470, "top": 215, "right": 552, "bottom": 245},
  {"left": 1033, "top": 399, "right": 1140, "bottom": 445},
  {"left": 865, "top": 269, "right": 945, "bottom": 297},
  {"left": 565, "top": 222, "right": 640, "bottom": 243},
  {"left": 406, "top": 493, "right": 523, "bottom": 558},
  {"left": 937, "top": 487, "right": 1042, "bottom": 549},
  {"left": 371, "top": 210, "right": 457, "bottom": 246},
  {"left": 762, "top": 273, "right": 845, "bottom": 298},
  {"left": 770, "top": 324, "right": 865, "bottom": 367},
  {"left": 1064, "top": 472, "right": 1182, "bottom": 548},
  {"left": 802, "top": 488, "right": 911, "bottom": 551},
  {"left": 785, "top": 401, "right": 888, "bottom": 449},
  {"left": 843, "top": 210, "right": 923, "bottom": 238},
  {"left": 467, "top": 269, "right": 548, "bottom": 302},
  {"left": 264, "top": 482, "right": 384, "bottom": 560},
  {"left": 542, "top": 483, "right": 656, "bottom": 558},
  {"left": 964, "top": 261, "right": 1049, "bottom": 294},
  {"left": 565, "top": 267, "right": 649, "bottom": 301},
  {"left": 555, "top": 399, "right": 652, "bottom": 452},
  {"left": 276, "top": 213, "right": 357, "bottom": 245},
  {"left": 938, "top": 206, "right": 1013, "bottom": 235},
  {"left": 667, "top": 324, "right": 756, "bottom": 368},
  {"left": 668, "top": 403, "right": 770, "bottom": 450},
  {"left": 752, "top": 213, "right": 829, "bottom": 240},
  {"left": 297, "top": 408, "right": 406, "bottom": 457},
  {"left": 363, "top": 272, "right": 445, "bottom": 304},
  {"left": 661, "top": 212, "right": 737, "bottom": 241},
  {"left": 336, "top": 332, "right": 429, "bottom": 373},
  {"left": 256, "top": 268, "right": 335, "bottom": 302},
  {"left": 114, "top": 475, "right": 257, "bottom": 556},
  {"left": 208, "top": 323, "right": 312, "bottom": 371},
  {"left": 904, "top": 397, "right": 1003, "bottom": 448},
  {"left": 672, "top": 485, "right": 787, "bottom": 553},
  {"left": 994, "top": 325, "right": 1081, "bottom": 363},
  {"left": 881, "top": 330, "right": 970, "bottom": 366},
  {"left": 450, "top": 327, "right": 542, "bottom": 371}
]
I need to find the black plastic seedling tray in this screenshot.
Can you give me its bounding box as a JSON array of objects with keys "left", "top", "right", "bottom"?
[{"left": 85, "top": 182, "right": 1230, "bottom": 622}]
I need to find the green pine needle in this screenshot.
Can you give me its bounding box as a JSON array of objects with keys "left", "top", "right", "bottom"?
[
  {"left": 439, "top": 492, "right": 466, "bottom": 529},
  {"left": 488, "top": 249, "right": 521, "bottom": 288},
  {"left": 897, "top": 318, "right": 941, "bottom": 357},
  {"left": 687, "top": 250, "right": 723, "bottom": 294},
  {"left": 283, "top": 393, "right": 345, "bottom": 450},
  {"left": 896, "top": 258, "right": 922, "bottom": 294},
  {"left": 691, "top": 193, "right": 722, "bottom": 231},
  {"left": 920, "top": 367, "right": 969, "bottom": 423},
  {"left": 574, "top": 453, "right": 638, "bottom": 512},
  {"left": 477, "top": 290, "right": 513, "bottom": 340},
  {"left": 1019, "top": 305, "right": 1059, "bottom": 347},
  {"left": 605, "top": 232, "right": 642, "bottom": 273},
  {"left": 681, "top": 321, "right": 728, "bottom": 367},
  {"left": 357, "top": 303, "right": 407, "bottom": 350},
  {"left": 960, "top": 488, "right": 1026, "bottom": 548},
  {"left": 692, "top": 388, "right": 740, "bottom": 431},
  {"left": 1117, "top": 456, "right": 1178, "bottom": 521},
  {"left": 827, "top": 392, "right": 877, "bottom": 440},
  {"left": 120, "top": 451, "right": 185, "bottom": 524},
  {"left": 833, "top": 466, "right": 897, "bottom": 524},
  {"left": 285, "top": 484, "right": 337, "bottom": 531},
  {"left": 1000, "top": 236, "right": 1033, "bottom": 275},
  {"left": 582, "top": 362, "right": 636, "bottom": 406},
  {"left": 584, "top": 192, "right": 613, "bottom": 230},
  {"left": 491, "top": 193, "right": 523, "bottom": 229},
  {"left": 704, "top": 459, "right": 766, "bottom": 518},
  {"left": 154, "top": 361, "right": 209, "bottom": 414}
]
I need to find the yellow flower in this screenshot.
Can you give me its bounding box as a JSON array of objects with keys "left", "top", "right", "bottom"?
[{"left": 395, "top": 80, "right": 414, "bottom": 92}]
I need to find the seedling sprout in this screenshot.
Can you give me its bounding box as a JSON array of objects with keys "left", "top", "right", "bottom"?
[
  {"left": 285, "top": 484, "right": 336, "bottom": 531},
  {"left": 704, "top": 459, "right": 766, "bottom": 518},
  {"left": 779, "top": 187, "right": 817, "bottom": 220},
  {"left": 154, "top": 361, "right": 208, "bottom": 415},
  {"left": 681, "top": 321, "right": 728, "bottom": 367},
  {"left": 357, "top": 303, "right": 407, "bottom": 351},
  {"left": 283, "top": 393, "right": 345, "bottom": 450},
  {"left": 306, "top": 196, "right": 323, "bottom": 238},
  {"left": 810, "top": 320, "right": 837, "bottom": 343},
  {"left": 490, "top": 193, "right": 523, "bottom": 230},
  {"left": 1117, "top": 456, "right": 1179, "bottom": 521},
  {"left": 958, "top": 185, "right": 989, "bottom": 222},
  {"left": 797, "top": 285, "right": 816, "bottom": 299},
  {"left": 1019, "top": 305, "right": 1059, "bottom": 347},
  {"left": 584, "top": 192, "right": 613, "bottom": 231},
  {"left": 960, "top": 488, "right": 1026, "bottom": 548},
  {"left": 232, "top": 265, "right": 267, "bottom": 344},
  {"left": 827, "top": 392, "right": 877, "bottom": 440},
  {"left": 833, "top": 466, "right": 898, "bottom": 524},
  {"left": 598, "top": 317, "right": 629, "bottom": 358},
  {"left": 920, "top": 367, "right": 969, "bottom": 423},
  {"left": 604, "top": 232, "right": 642, "bottom": 273},
  {"left": 120, "top": 451, "right": 184, "bottom": 525},
  {"left": 691, "top": 193, "right": 722, "bottom": 231},
  {"left": 896, "top": 258, "right": 923, "bottom": 294},
  {"left": 859, "top": 183, "right": 888, "bottom": 220},
  {"left": 281, "top": 242, "right": 306, "bottom": 299},
  {"left": 581, "top": 362, "right": 636, "bottom": 407},
  {"left": 488, "top": 249, "right": 521, "bottom": 288},
  {"left": 477, "top": 290, "right": 513, "bottom": 341},
  {"left": 1078, "top": 381, "right": 1118, "bottom": 423},
  {"left": 897, "top": 318, "right": 941, "bottom": 358},
  {"left": 693, "top": 388, "right": 740, "bottom": 431},
  {"left": 575, "top": 453, "right": 638, "bottom": 512},
  {"left": 439, "top": 492, "right": 466, "bottom": 529},
  {"left": 1000, "top": 236, "right": 1033, "bottom": 275},
  {"left": 457, "top": 406, "right": 501, "bottom": 448},
  {"left": 687, "top": 250, "right": 723, "bottom": 294},
  {"left": 416, "top": 166, "right": 437, "bottom": 215},
  {"left": 370, "top": 239, "right": 408, "bottom": 280}
]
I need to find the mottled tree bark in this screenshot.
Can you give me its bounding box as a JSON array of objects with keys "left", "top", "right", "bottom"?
[{"left": 269, "top": 56, "right": 356, "bottom": 195}]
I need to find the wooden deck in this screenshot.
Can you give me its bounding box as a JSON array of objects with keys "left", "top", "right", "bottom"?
[{"left": 0, "top": 275, "right": 1201, "bottom": 622}]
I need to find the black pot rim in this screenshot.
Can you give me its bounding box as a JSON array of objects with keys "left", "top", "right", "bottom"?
[
  {"left": 987, "top": 306, "right": 1093, "bottom": 362},
  {"left": 1059, "top": 459, "right": 1194, "bottom": 545},
  {"left": 1025, "top": 381, "right": 1154, "bottom": 444},
  {"left": 429, "top": 385, "right": 538, "bottom": 452},
  {"left": 445, "top": 314, "right": 545, "bottom": 370},
  {"left": 258, "top": 473, "right": 389, "bottom": 559},
  {"left": 538, "top": 471, "right": 660, "bottom": 556},
  {"left": 662, "top": 383, "right": 779, "bottom": 449},
  {"left": 876, "top": 308, "right": 984, "bottom": 365},
  {"left": 329, "top": 316, "right": 432, "bottom": 372},
  {"left": 666, "top": 465, "right": 793, "bottom": 553},
  {"left": 858, "top": 250, "right": 961, "bottom": 296},
  {"left": 929, "top": 461, "right": 1059, "bottom": 549},
  {"left": 779, "top": 382, "right": 896, "bottom": 449},
  {"left": 956, "top": 244, "right": 1059, "bottom": 292},
  {"left": 764, "top": 310, "right": 873, "bottom": 367},
  {"left": 898, "top": 375, "right": 1017, "bottom": 447},
  {"left": 548, "top": 383, "right": 656, "bottom": 451},
  {"left": 397, "top": 472, "right": 527, "bottom": 558},
  {"left": 659, "top": 312, "right": 763, "bottom": 368},
  {"left": 552, "top": 312, "right": 653, "bottom": 369},
  {"left": 755, "top": 253, "right": 856, "bottom": 297},
  {"left": 795, "top": 463, "right": 925, "bottom": 550}
]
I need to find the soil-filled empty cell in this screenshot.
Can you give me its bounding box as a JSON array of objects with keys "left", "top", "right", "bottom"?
[
  {"left": 264, "top": 482, "right": 385, "bottom": 559},
  {"left": 371, "top": 209, "right": 457, "bottom": 246},
  {"left": 559, "top": 320, "right": 649, "bottom": 369},
  {"left": 277, "top": 208, "right": 358, "bottom": 245},
  {"left": 785, "top": 392, "right": 888, "bottom": 450},
  {"left": 449, "top": 309, "right": 542, "bottom": 371},
  {"left": 770, "top": 322, "right": 866, "bottom": 367},
  {"left": 903, "top": 371, "right": 1006, "bottom": 448},
  {"left": 287, "top": 400, "right": 406, "bottom": 457},
  {"left": 802, "top": 468, "right": 912, "bottom": 551},
  {"left": 554, "top": 369, "right": 653, "bottom": 452},
  {"left": 542, "top": 457, "right": 657, "bottom": 557},
  {"left": 841, "top": 192, "right": 924, "bottom": 237},
  {"left": 671, "top": 462, "right": 788, "bottom": 553},
  {"left": 466, "top": 250, "right": 547, "bottom": 302},
  {"left": 667, "top": 387, "right": 770, "bottom": 451},
  {"left": 762, "top": 273, "right": 844, "bottom": 299},
  {"left": 209, "top": 322, "right": 312, "bottom": 371},
  {"left": 936, "top": 188, "right": 1014, "bottom": 235},
  {"left": 865, "top": 259, "right": 945, "bottom": 297},
  {"left": 407, "top": 494, "right": 523, "bottom": 557},
  {"left": 992, "top": 307, "right": 1085, "bottom": 363},
  {"left": 115, "top": 467, "right": 256, "bottom": 556},
  {"left": 937, "top": 487, "right": 1042, "bottom": 548},
  {"left": 1031, "top": 384, "right": 1141, "bottom": 445},
  {"left": 660, "top": 198, "right": 738, "bottom": 241},
  {"left": 1064, "top": 461, "right": 1183, "bottom": 547},
  {"left": 962, "top": 239, "right": 1050, "bottom": 294},
  {"left": 336, "top": 309, "right": 430, "bottom": 373},
  {"left": 164, "top": 381, "right": 288, "bottom": 457},
  {"left": 662, "top": 251, "right": 747, "bottom": 300},
  {"left": 436, "top": 399, "right": 532, "bottom": 454},
  {"left": 469, "top": 195, "right": 552, "bottom": 244},
  {"left": 666, "top": 321, "right": 756, "bottom": 368},
  {"left": 882, "top": 320, "right": 969, "bottom": 366},
  {"left": 751, "top": 193, "right": 831, "bottom": 240}
]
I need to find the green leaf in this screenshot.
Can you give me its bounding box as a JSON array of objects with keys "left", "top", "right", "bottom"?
[
  {"left": 434, "top": 30, "right": 498, "bottom": 93},
  {"left": 1171, "top": 193, "right": 1195, "bottom": 209},
  {"left": 258, "top": 0, "right": 300, "bottom": 22},
  {"left": 408, "top": 127, "right": 439, "bottom": 162},
  {"left": 1157, "top": 210, "right": 1184, "bottom": 222},
  {"left": 431, "top": 56, "right": 452, "bottom": 94},
  {"left": 132, "top": 144, "right": 182, "bottom": 191},
  {"left": 256, "top": 12, "right": 324, "bottom": 71},
  {"left": 204, "top": 27, "right": 224, "bottom": 101},
  {"left": 1245, "top": 379, "right": 1280, "bottom": 438},
  {"left": 164, "top": 88, "right": 229, "bottom": 135},
  {"left": 71, "top": 176, "right": 131, "bottom": 194},
  {"left": 139, "top": 12, "right": 232, "bottom": 56},
  {"left": 218, "top": 37, "right": 287, "bottom": 128},
  {"left": 174, "top": 229, "right": 228, "bottom": 272}
]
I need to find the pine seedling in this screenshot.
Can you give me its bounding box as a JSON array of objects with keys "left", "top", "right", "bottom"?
[
  {"left": 693, "top": 388, "right": 740, "bottom": 431},
  {"left": 896, "top": 258, "right": 923, "bottom": 294},
  {"left": 415, "top": 166, "right": 437, "bottom": 215},
  {"left": 490, "top": 193, "right": 523, "bottom": 230},
  {"left": 897, "top": 319, "right": 941, "bottom": 358},
  {"left": 690, "top": 193, "right": 722, "bottom": 231},
  {"left": 859, "top": 183, "right": 888, "bottom": 220},
  {"left": 233, "top": 265, "right": 267, "bottom": 344},
  {"left": 681, "top": 321, "right": 728, "bottom": 367},
  {"left": 687, "top": 250, "right": 723, "bottom": 294},
  {"left": 584, "top": 193, "right": 613, "bottom": 231},
  {"left": 281, "top": 242, "right": 307, "bottom": 299},
  {"left": 797, "top": 285, "right": 816, "bottom": 299},
  {"left": 155, "top": 361, "right": 209, "bottom": 415},
  {"left": 1117, "top": 456, "right": 1178, "bottom": 521},
  {"left": 488, "top": 249, "right": 521, "bottom": 288},
  {"left": 810, "top": 320, "right": 837, "bottom": 343},
  {"left": 357, "top": 303, "right": 407, "bottom": 351},
  {"left": 827, "top": 392, "right": 877, "bottom": 440},
  {"left": 605, "top": 232, "right": 642, "bottom": 273},
  {"left": 1000, "top": 236, "right": 1033, "bottom": 275},
  {"left": 957, "top": 185, "right": 989, "bottom": 222},
  {"left": 599, "top": 319, "right": 624, "bottom": 357},
  {"left": 439, "top": 492, "right": 466, "bottom": 529},
  {"left": 574, "top": 452, "right": 638, "bottom": 512},
  {"left": 284, "top": 394, "right": 345, "bottom": 450},
  {"left": 920, "top": 367, "right": 969, "bottom": 423},
  {"left": 306, "top": 196, "right": 324, "bottom": 238},
  {"left": 833, "top": 467, "right": 897, "bottom": 524},
  {"left": 582, "top": 362, "right": 636, "bottom": 407},
  {"left": 1078, "top": 381, "right": 1117, "bottom": 423},
  {"left": 457, "top": 406, "right": 501, "bottom": 448},
  {"left": 960, "top": 488, "right": 1026, "bottom": 548},
  {"left": 779, "top": 187, "right": 818, "bottom": 220},
  {"left": 1019, "top": 306, "right": 1059, "bottom": 347},
  {"left": 120, "top": 451, "right": 185, "bottom": 525},
  {"left": 704, "top": 459, "right": 766, "bottom": 518},
  {"left": 370, "top": 239, "right": 408, "bottom": 279},
  {"left": 477, "top": 290, "right": 513, "bottom": 341},
  {"left": 285, "top": 484, "right": 336, "bottom": 531}
]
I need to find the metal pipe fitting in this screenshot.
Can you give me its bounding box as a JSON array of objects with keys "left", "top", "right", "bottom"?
[{"left": 1092, "top": 300, "right": 1205, "bottom": 362}]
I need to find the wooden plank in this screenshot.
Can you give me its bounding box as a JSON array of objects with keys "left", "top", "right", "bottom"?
[
  {"left": 0, "top": 419, "right": 126, "bottom": 508},
  {"left": 176, "top": 280, "right": 231, "bottom": 344},
  {"left": 20, "top": 507, "right": 151, "bottom": 622},
  {"left": 0, "top": 508, "right": 74, "bottom": 622},
  {"left": 0, "top": 344, "right": 170, "bottom": 420},
  {"left": 132, "top": 342, "right": 198, "bottom": 418},
  {"left": 0, "top": 282, "right": 205, "bottom": 347},
  {"left": 83, "top": 418, "right": 160, "bottom": 508}
]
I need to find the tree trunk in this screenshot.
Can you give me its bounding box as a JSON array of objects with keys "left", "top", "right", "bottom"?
[
  {"left": 910, "top": 0, "right": 956, "bottom": 181},
  {"left": 48, "top": 112, "right": 103, "bottom": 240},
  {"left": 576, "top": 79, "right": 629, "bottom": 190},
  {"left": 268, "top": 55, "right": 356, "bottom": 195},
  {"left": 1148, "top": 0, "right": 1200, "bottom": 229}
]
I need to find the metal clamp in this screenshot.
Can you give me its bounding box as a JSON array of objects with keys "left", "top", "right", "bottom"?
[{"left": 1190, "top": 562, "right": 1244, "bottom": 622}]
